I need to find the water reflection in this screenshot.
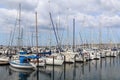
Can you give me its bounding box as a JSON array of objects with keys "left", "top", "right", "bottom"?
[
  {"left": 0, "top": 56, "right": 120, "bottom": 80},
  {"left": 9, "top": 66, "right": 34, "bottom": 80}
]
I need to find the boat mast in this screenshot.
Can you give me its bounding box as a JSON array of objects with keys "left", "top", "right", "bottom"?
[
  {"left": 90, "top": 28, "right": 92, "bottom": 48},
  {"left": 31, "top": 32, "right": 33, "bottom": 47},
  {"left": 18, "top": 4, "right": 21, "bottom": 50},
  {"left": 35, "top": 12, "right": 39, "bottom": 54},
  {"left": 73, "top": 18, "right": 75, "bottom": 52},
  {"left": 66, "top": 9, "right": 69, "bottom": 48},
  {"left": 49, "top": 12, "right": 59, "bottom": 47},
  {"left": 99, "top": 22, "right": 102, "bottom": 49}
]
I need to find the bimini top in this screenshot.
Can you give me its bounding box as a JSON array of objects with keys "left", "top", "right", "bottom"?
[
  {"left": 19, "top": 55, "right": 39, "bottom": 63},
  {"left": 19, "top": 50, "right": 27, "bottom": 55},
  {"left": 39, "top": 51, "right": 51, "bottom": 55}
]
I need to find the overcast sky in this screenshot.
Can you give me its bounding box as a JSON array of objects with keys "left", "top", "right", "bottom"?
[{"left": 0, "top": 0, "right": 120, "bottom": 46}]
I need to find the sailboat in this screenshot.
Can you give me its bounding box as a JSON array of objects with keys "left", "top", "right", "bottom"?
[
  {"left": 0, "top": 55, "right": 9, "bottom": 65},
  {"left": 43, "top": 12, "right": 64, "bottom": 66},
  {"left": 61, "top": 19, "right": 77, "bottom": 63},
  {"left": 30, "top": 12, "right": 45, "bottom": 67},
  {"left": 44, "top": 51, "right": 64, "bottom": 66},
  {"left": 9, "top": 5, "right": 40, "bottom": 69},
  {"left": 0, "top": 45, "right": 10, "bottom": 65},
  {"left": 9, "top": 50, "right": 35, "bottom": 69}
]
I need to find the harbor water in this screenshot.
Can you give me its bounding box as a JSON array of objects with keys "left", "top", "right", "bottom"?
[{"left": 0, "top": 56, "right": 120, "bottom": 80}]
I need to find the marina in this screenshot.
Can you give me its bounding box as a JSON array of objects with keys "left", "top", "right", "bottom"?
[
  {"left": 0, "top": 44, "right": 120, "bottom": 80},
  {"left": 0, "top": 54, "right": 120, "bottom": 80},
  {"left": 0, "top": 0, "right": 120, "bottom": 80}
]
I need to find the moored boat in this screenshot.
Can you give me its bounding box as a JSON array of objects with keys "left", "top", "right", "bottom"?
[
  {"left": 0, "top": 55, "right": 9, "bottom": 65},
  {"left": 9, "top": 50, "right": 44, "bottom": 69},
  {"left": 9, "top": 59, "right": 34, "bottom": 69}
]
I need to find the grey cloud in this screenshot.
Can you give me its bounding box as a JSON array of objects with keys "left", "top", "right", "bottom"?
[
  {"left": 0, "top": 0, "right": 37, "bottom": 11},
  {"left": 29, "top": 25, "right": 65, "bottom": 32},
  {"left": 0, "top": 0, "right": 120, "bottom": 34}
]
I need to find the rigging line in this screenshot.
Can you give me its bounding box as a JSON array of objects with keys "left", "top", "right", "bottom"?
[
  {"left": 58, "top": 17, "right": 66, "bottom": 46},
  {"left": 53, "top": 13, "right": 61, "bottom": 44},
  {"left": 79, "top": 32, "right": 83, "bottom": 45},
  {"left": 48, "top": 0, "right": 51, "bottom": 12},
  {"left": 109, "top": 27, "right": 117, "bottom": 45},
  {"left": 8, "top": 29, "right": 12, "bottom": 47},
  {"left": 59, "top": 27, "right": 65, "bottom": 46},
  {"left": 56, "top": 23, "right": 60, "bottom": 42},
  {"left": 10, "top": 6, "right": 19, "bottom": 46},
  {"left": 35, "top": 0, "right": 40, "bottom": 12},
  {"left": 116, "top": 30, "right": 120, "bottom": 43},
  {"left": 49, "top": 12, "right": 59, "bottom": 46},
  {"left": 20, "top": 28, "right": 24, "bottom": 44}
]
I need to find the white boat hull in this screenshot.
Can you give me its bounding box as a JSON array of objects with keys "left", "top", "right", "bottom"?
[
  {"left": 111, "top": 51, "right": 117, "bottom": 57},
  {"left": 75, "top": 54, "right": 86, "bottom": 62},
  {"left": 94, "top": 52, "right": 100, "bottom": 60},
  {"left": 9, "top": 60, "right": 34, "bottom": 69},
  {"left": 30, "top": 59, "right": 45, "bottom": 67},
  {"left": 46, "top": 58, "right": 64, "bottom": 65},
  {"left": 0, "top": 56, "right": 9, "bottom": 62}
]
